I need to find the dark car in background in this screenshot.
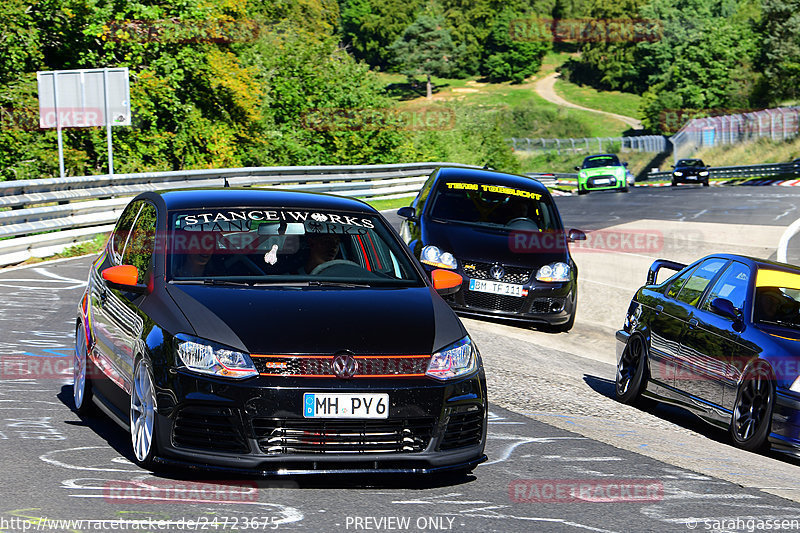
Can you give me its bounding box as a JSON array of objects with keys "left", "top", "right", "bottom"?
[
  {"left": 616, "top": 254, "right": 800, "bottom": 454},
  {"left": 671, "top": 159, "right": 710, "bottom": 186},
  {"left": 397, "top": 167, "right": 585, "bottom": 331},
  {"left": 74, "top": 188, "right": 487, "bottom": 476}
]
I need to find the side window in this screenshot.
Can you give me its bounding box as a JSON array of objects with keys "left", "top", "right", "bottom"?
[
  {"left": 415, "top": 171, "right": 437, "bottom": 217},
  {"left": 112, "top": 201, "right": 144, "bottom": 264},
  {"left": 701, "top": 261, "right": 749, "bottom": 313},
  {"left": 666, "top": 267, "right": 695, "bottom": 299},
  {"left": 121, "top": 203, "right": 157, "bottom": 284},
  {"left": 676, "top": 258, "right": 727, "bottom": 307}
]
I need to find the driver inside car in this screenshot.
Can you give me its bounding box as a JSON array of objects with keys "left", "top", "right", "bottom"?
[{"left": 301, "top": 233, "right": 342, "bottom": 274}]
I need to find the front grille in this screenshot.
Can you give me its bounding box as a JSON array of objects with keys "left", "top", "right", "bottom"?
[
  {"left": 530, "top": 297, "right": 566, "bottom": 314},
  {"left": 172, "top": 406, "right": 249, "bottom": 453},
  {"left": 464, "top": 291, "right": 526, "bottom": 313},
  {"left": 588, "top": 175, "right": 618, "bottom": 188},
  {"left": 251, "top": 355, "right": 429, "bottom": 377},
  {"left": 253, "top": 418, "right": 435, "bottom": 455},
  {"left": 463, "top": 261, "right": 531, "bottom": 284},
  {"left": 440, "top": 405, "right": 484, "bottom": 450}
]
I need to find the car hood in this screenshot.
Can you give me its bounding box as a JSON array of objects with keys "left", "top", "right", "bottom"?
[
  {"left": 423, "top": 219, "right": 568, "bottom": 266},
  {"left": 581, "top": 166, "right": 625, "bottom": 177},
  {"left": 164, "top": 284, "right": 464, "bottom": 355}
]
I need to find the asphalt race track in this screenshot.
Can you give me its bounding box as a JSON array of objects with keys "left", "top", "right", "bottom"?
[{"left": 3, "top": 185, "right": 800, "bottom": 532}]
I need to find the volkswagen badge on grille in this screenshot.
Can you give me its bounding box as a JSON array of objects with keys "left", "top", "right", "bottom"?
[
  {"left": 331, "top": 352, "right": 358, "bottom": 379},
  {"left": 489, "top": 264, "right": 505, "bottom": 280}
]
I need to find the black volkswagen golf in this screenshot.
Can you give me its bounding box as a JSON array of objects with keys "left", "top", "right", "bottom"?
[
  {"left": 73, "top": 188, "right": 487, "bottom": 476},
  {"left": 397, "top": 167, "right": 585, "bottom": 331}
]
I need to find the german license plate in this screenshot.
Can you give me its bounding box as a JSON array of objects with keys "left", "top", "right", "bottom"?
[
  {"left": 469, "top": 278, "right": 524, "bottom": 297},
  {"left": 594, "top": 178, "right": 611, "bottom": 185},
  {"left": 303, "top": 393, "right": 389, "bottom": 418}
]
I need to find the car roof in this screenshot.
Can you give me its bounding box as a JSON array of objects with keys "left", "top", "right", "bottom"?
[
  {"left": 434, "top": 167, "right": 549, "bottom": 194},
  {"left": 147, "top": 188, "right": 378, "bottom": 213},
  {"left": 694, "top": 253, "right": 800, "bottom": 273},
  {"left": 583, "top": 154, "right": 619, "bottom": 160}
]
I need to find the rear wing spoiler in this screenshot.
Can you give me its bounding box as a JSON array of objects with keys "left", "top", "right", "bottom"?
[{"left": 647, "top": 259, "right": 686, "bottom": 285}]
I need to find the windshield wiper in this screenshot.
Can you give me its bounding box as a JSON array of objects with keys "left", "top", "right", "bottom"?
[{"left": 308, "top": 280, "right": 373, "bottom": 288}]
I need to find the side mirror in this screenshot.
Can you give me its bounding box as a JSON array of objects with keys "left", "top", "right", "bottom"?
[
  {"left": 623, "top": 161, "right": 629, "bottom": 167},
  {"left": 710, "top": 297, "right": 737, "bottom": 319},
  {"left": 397, "top": 206, "right": 417, "bottom": 221},
  {"left": 574, "top": 166, "right": 581, "bottom": 171},
  {"left": 102, "top": 265, "right": 148, "bottom": 294},
  {"left": 431, "top": 269, "right": 462, "bottom": 296},
  {"left": 568, "top": 229, "right": 586, "bottom": 242}
]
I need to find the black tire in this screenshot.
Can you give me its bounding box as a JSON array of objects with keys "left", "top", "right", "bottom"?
[
  {"left": 616, "top": 335, "right": 648, "bottom": 404},
  {"left": 730, "top": 364, "right": 774, "bottom": 452},
  {"left": 73, "top": 322, "right": 95, "bottom": 416},
  {"left": 577, "top": 188, "right": 587, "bottom": 196},
  {"left": 702, "top": 180, "right": 709, "bottom": 187},
  {"left": 671, "top": 181, "right": 677, "bottom": 187},
  {"left": 620, "top": 186, "right": 629, "bottom": 193},
  {"left": 131, "top": 357, "right": 160, "bottom": 468}
]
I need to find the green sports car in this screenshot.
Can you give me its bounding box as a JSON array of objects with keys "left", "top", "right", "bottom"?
[{"left": 575, "top": 154, "right": 629, "bottom": 195}]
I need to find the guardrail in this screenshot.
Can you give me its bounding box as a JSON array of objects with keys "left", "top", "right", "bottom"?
[
  {"left": 642, "top": 161, "right": 799, "bottom": 181},
  {"left": 0, "top": 162, "right": 482, "bottom": 267}
]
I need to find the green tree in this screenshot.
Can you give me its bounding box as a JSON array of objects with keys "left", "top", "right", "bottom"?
[
  {"left": 758, "top": 0, "right": 800, "bottom": 103},
  {"left": 339, "top": 0, "right": 423, "bottom": 68},
  {"left": 389, "top": 14, "right": 464, "bottom": 98},
  {"left": 482, "top": 9, "right": 550, "bottom": 83}
]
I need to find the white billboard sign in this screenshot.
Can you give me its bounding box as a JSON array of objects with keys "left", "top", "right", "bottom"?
[{"left": 36, "top": 68, "right": 131, "bottom": 176}]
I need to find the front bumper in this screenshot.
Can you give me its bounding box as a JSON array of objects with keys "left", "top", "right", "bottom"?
[
  {"left": 673, "top": 173, "right": 708, "bottom": 183},
  {"left": 153, "top": 370, "right": 488, "bottom": 475},
  {"left": 441, "top": 275, "right": 576, "bottom": 325},
  {"left": 579, "top": 175, "right": 626, "bottom": 191}
]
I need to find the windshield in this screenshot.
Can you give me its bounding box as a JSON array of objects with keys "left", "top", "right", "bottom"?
[
  {"left": 582, "top": 156, "right": 621, "bottom": 169},
  {"left": 677, "top": 159, "right": 705, "bottom": 167},
  {"left": 429, "top": 181, "right": 561, "bottom": 231},
  {"left": 167, "top": 208, "right": 422, "bottom": 286}
]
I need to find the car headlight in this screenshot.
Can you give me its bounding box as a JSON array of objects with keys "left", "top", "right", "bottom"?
[
  {"left": 426, "top": 336, "right": 478, "bottom": 380},
  {"left": 673, "top": 171, "right": 683, "bottom": 176},
  {"left": 579, "top": 172, "right": 587, "bottom": 179},
  {"left": 699, "top": 171, "right": 709, "bottom": 176},
  {"left": 420, "top": 245, "right": 457, "bottom": 269},
  {"left": 790, "top": 376, "right": 800, "bottom": 394},
  {"left": 536, "top": 262, "right": 570, "bottom": 282},
  {"left": 176, "top": 334, "right": 257, "bottom": 379}
]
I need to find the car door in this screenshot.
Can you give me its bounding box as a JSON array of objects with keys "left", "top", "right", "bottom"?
[
  {"left": 647, "top": 265, "right": 698, "bottom": 388},
  {"left": 89, "top": 200, "right": 144, "bottom": 400},
  {"left": 670, "top": 258, "right": 733, "bottom": 404},
  {"left": 91, "top": 201, "right": 156, "bottom": 405}
]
